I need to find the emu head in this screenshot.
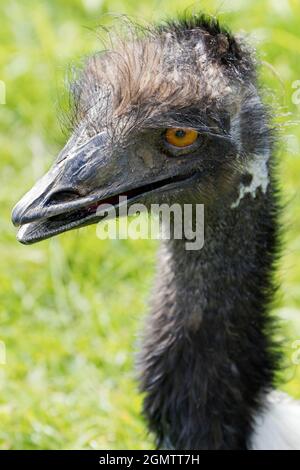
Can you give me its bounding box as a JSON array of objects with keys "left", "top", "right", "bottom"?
[{"left": 12, "top": 15, "right": 270, "bottom": 244}]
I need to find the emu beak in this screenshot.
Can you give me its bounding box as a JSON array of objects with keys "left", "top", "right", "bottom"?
[
  {"left": 11, "top": 132, "right": 126, "bottom": 244},
  {"left": 12, "top": 131, "right": 196, "bottom": 244}
]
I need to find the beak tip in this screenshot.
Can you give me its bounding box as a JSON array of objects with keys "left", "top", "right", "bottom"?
[
  {"left": 11, "top": 204, "right": 22, "bottom": 227},
  {"left": 16, "top": 224, "right": 33, "bottom": 245},
  {"left": 11, "top": 202, "right": 34, "bottom": 244}
]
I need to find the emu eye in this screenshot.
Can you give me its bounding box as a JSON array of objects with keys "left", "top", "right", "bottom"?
[{"left": 165, "top": 128, "right": 198, "bottom": 148}]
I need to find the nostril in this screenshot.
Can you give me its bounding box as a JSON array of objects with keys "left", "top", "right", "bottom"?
[{"left": 46, "top": 189, "right": 81, "bottom": 206}]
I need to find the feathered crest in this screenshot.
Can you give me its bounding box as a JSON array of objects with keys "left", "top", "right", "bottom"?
[{"left": 59, "top": 13, "right": 256, "bottom": 144}]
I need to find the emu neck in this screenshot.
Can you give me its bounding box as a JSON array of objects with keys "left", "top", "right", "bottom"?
[{"left": 140, "top": 190, "right": 279, "bottom": 450}]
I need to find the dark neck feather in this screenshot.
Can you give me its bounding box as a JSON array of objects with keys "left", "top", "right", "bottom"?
[{"left": 138, "top": 180, "right": 281, "bottom": 450}]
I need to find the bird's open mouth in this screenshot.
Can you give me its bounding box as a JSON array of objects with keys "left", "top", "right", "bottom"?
[{"left": 15, "top": 172, "right": 197, "bottom": 244}]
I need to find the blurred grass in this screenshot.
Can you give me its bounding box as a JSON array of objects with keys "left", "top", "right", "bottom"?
[{"left": 0, "top": 0, "right": 300, "bottom": 449}]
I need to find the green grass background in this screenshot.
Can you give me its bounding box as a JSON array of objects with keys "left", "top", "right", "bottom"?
[{"left": 0, "top": 0, "right": 300, "bottom": 449}]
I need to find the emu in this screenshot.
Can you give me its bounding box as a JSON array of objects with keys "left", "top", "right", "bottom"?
[{"left": 12, "top": 14, "right": 300, "bottom": 449}]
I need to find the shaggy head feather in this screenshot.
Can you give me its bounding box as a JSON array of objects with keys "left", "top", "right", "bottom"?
[{"left": 68, "top": 15, "right": 255, "bottom": 147}]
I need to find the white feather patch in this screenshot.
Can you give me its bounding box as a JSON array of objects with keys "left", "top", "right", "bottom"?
[
  {"left": 231, "top": 153, "right": 270, "bottom": 209},
  {"left": 250, "top": 391, "right": 300, "bottom": 450}
]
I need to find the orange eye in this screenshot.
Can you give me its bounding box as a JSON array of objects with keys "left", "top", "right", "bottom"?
[{"left": 165, "top": 128, "right": 198, "bottom": 148}]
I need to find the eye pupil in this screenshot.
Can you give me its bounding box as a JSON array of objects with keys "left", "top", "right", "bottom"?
[{"left": 175, "top": 130, "right": 186, "bottom": 138}]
